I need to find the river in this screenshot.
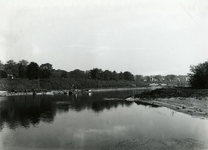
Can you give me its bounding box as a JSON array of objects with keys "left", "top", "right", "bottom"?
[{"left": 0, "top": 89, "right": 208, "bottom": 150}]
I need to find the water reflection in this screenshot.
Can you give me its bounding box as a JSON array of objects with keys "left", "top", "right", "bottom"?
[
  {"left": 134, "top": 101, "right": 160, "bottom": 108},
  {"left": 0, "top": 91, "right": 140, "bottom": 130},
  {"left": 0, "top": 96, "right": 56, "bottom": 129},
  {"left": 92, "top": 100, "right": 132, "bottom": 113},
  {"left": 1, "top": 90, "right": 208, "bottom": 150}
]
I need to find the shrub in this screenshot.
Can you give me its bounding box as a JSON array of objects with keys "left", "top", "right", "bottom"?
[{"left": 188, "top": 60, "right": 208, "bottom": 88}]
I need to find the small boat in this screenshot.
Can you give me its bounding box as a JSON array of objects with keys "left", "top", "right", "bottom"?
[
  {"left": 68, "top": 91, "right": 74, "bottom": 95},
  {"left": 83, "top": 89, "right": 93, "bottom": 93},
  {"left": 33, "top": 91, "right": 36, "bottom": 96}
]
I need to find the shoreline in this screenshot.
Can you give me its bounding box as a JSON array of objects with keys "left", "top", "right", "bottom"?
[
  {"left": 126, "top": 87, "right": 208, "bottom": 119},
  {"left": 1, "top": 87, "right": 207, "bottom": 119},
  {"left": 126, "top": 97, "right": 208, "bottom": 119},
  {"left": 91, "top": 86, "right": 160, "bottom": 92},
  {"left": 0, "top": 86, "right": 158, "bottom": 97}
]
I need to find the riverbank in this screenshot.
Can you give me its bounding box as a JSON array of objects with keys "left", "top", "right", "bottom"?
[
  {"left": 127, "top": 88, "right": 208, "bottom": 118},
  {"left": 0, "top": 86, "right": 159, "bottom": 97},
  {"left": 0, "top": 78, "right": 148, "bottom": 91},
  {"left": 91, "top": 86, "right": 159, "bottom": 92}
]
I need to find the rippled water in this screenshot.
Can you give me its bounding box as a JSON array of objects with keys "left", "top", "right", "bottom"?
[{"left": 0, "top": 89, "right": 208, "bottom": 150}]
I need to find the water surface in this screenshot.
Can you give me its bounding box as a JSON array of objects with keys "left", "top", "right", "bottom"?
[{"left": 0, "top": 90, "right": 208, "bottom": 150}]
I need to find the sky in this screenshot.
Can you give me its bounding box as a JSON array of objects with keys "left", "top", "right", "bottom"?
[{"left": 0, "top": 0, "right": 208, "bottom": 75}]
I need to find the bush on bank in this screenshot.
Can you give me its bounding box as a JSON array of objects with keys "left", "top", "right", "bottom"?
[{"left": 189, "top": 60, "right": 208, "bottom": 89}]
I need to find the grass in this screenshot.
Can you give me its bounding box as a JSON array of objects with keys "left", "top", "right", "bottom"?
[
  {"left": 135, "top": 87, "right": 208, "bottom": 99},
  {"left": 0, "top": 78, "right": 149, "bottom": 91}
]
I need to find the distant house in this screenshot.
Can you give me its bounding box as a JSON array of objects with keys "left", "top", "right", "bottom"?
[
  {"left": 174, "top": 75, "right": 189, "bottom": 87},
  {"left": 131, "top": 84, "right": 137, "bottom": 87},
  {"left": 153, "top": 78, "right": 161, "bottom": 82},
  {"left": 7, "top": 74, "right": 14, "bottom": 79},
  {"left": 0, "top": 69, "right": 15, "bottom": 79},
  {"left": 159, "top": 83, "right": 167, "bottom": 87},
  {"left": 149, "top": 83, "right": 159, "bottom": 87},
  {"left": 143, "top": 76, "right": 150, "bottom": 82},
  {"left": 149, "top": 75, "right": 164, "bottom": 82}
]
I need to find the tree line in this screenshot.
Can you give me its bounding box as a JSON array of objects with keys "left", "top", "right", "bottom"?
[
  {"left": 1, "top": 59, "right": 207, "bottom": 88},
  {"left": 0, "top": 60, "right": 52, "bottom": 79},
  {"left": 0, "top": 59, "right": 135, "bottom": 81},
  {"left": 0, "top": 59, "right": 183, "bottom": 83}
]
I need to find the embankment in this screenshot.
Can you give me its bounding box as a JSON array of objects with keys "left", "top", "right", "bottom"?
[
  {"left": 0, "top": 79, "right": 40, "bottom": 91},
  {"left": 128, "top": 88, "right": 208, "bottom": 118},
  {"left": 0, "top": 78, "right": 148, "bottom": 91}
]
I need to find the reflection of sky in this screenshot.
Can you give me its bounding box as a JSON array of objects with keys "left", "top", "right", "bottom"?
[{"left": 1, "top": 103, "right": 208, "bottom": 150}]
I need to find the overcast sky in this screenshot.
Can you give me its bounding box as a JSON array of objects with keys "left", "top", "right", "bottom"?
[{"left": 0, "top": 0, "right": 208, "bottom": 75}]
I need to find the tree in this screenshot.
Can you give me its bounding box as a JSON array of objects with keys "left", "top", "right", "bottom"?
[
  {"left": 61, "top": 70, "right": 68, "bottom": 78},
  {"left": 51, "top": 69, "right": 68, "bottom": 78},
  {"left": 0, "top": 61, "right": 7, "bottom": 78},
  {"left": 0, "top": 70, "right": 7, "bottom": 78},
  {"left": 0, "top": 60, "right": 4, "bottom": 70},
  {"left": 118, "top": 72, "right": 124, "bottom": 80},
  {"left": 26, "top": 62, "right": 40, "bottom": 79},
  {"left": 85, "top": 70, "right": 91, "bottom": 79},
  {"left": 135, "top": 75, "right": 143, "bottom": 82},
  {"left": 110, "top": 71, "right": 118, "bottom": 80},
  {"left": 68, "top": 69, "right": 85, "bottom": 78},
  {"left": 90, "top": 68, "right": 103, "bottom": 80},
  {"left": 123, "top": 71, "right": 134, "bottom": 81},
  {"left": 4, "top": 60, "right": 19, "bottom": 77},
  {"left": 102, "top": 70, "right": 111, "bottom": 80},
  {"left": 18, "top": 60, "right": 28, "bottom": 78},
  {"left": 154, "top": 75, "right": 163, "bottom": 82},
  {"left": 188, "top": 60, "right": 208, "bottom": 88},
  {"left": 165, "top": 74, "right": 176, "bottom": 82},
  {"left": 40, "top": 63, "right": 53, "bottom": 78}
]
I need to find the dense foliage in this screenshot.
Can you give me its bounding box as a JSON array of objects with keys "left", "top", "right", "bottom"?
[
  {"left": 135, "top": 88, "right": 208, "bottom": 99},
  {"left": 0, "top": 59, "right": 136, "bottom": 81},
  {"left": 40, "top": 63, "right": 53, "bottom": 78},
  {"left": 0, "top": 78, "right": 148, "bottom": 91},
  {"left": 188, "top": 60, "right": 208, "bottom": 88},
  {"left": 26, "top": 62, "right": 40, "bottom": 79},
  {"left": 0, "top": 59, "right": 189, "bottom": 89}
]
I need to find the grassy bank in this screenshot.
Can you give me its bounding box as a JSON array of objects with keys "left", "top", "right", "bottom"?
[
  {"left": 135, "top": 87, "right": 208, "bottom": 99},
  {"left": 130, "top": 87, "right": 208, "bottom": 118},
  {"left": 0, "top": 79, "right": 40, "bottom": 91},
  {"left": 0, "top": 78, "right": 148, "bottom": 91},
  {"left": 39, "top": 78, "right": 149, "bottom": 90}
]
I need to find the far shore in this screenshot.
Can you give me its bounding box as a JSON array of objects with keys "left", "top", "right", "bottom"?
[
  {"left": 0, "top": 86, "right": 159, "bottom": 97},
  {"left": 90, "top": 86, "right": 159, "bottom": 92}
]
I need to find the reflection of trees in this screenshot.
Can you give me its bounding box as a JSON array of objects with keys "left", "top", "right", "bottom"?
[
  {"left": 134, "top": 101, "right": 160, "bottom": 108},
  {"left": 91, "top": 101, "right": 133, "bottom": 113},
  {"left": 0, "top": 95, "right": 92, "bottom": 130},
  {"left": 0, "top": 91, "right": 143, "bottom": 130},
  {"left": 0, "top": 96, "right": 56, "bottom": 130},
  {"left": 70, "top": 93, "right": 134, "bottom": 113}
]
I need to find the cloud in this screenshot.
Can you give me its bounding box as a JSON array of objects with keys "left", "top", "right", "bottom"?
[
  {"left": 73, "top": 125, "right": 128, "bottom": 141},
  {"left": 1, "top": 0, "right": 208, "bottom": 75}
]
